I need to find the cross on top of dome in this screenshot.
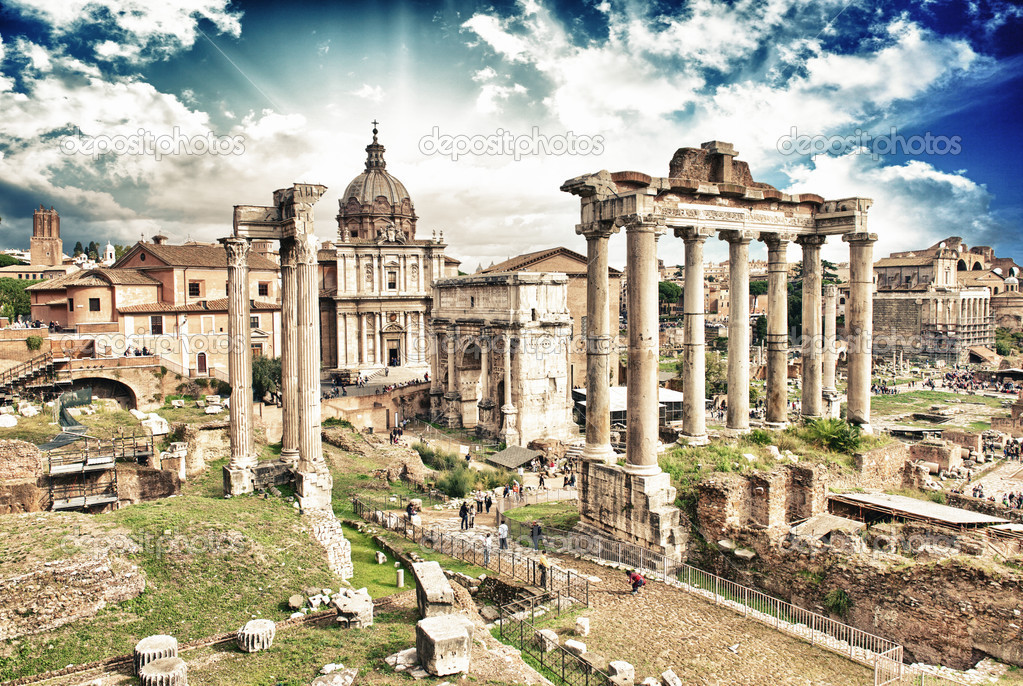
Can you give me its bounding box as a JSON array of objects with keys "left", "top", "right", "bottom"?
[{"left": 365, "top": 120, "right": 385, "bottom": 170}]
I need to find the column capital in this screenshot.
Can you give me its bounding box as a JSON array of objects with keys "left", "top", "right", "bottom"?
[
  {"left": 575, "top": 220, "right": 620, "bottom": 240},
  {"left": 223, "top": 237, "right": 250, "bottom": 268},
  {"left": 280, "top": 237, "right": 297, "bottom": 268},
  {"left": 823, "top": 282, "right": 838, "bottom": 296},
  {"left": 795, "top": 233, "right": 827, "bottom": 247},
  {"left": 718, "top": 229, "right": 756, "bottom": 245},
  {"left": 674, "top": 225, "right": 711, "bottom": 242},
  {"left": 843, "top": 231, "right": 878, "bottom": 245},
  {"left": 760, "top": 231, "right": 797, "bottom": 249}
]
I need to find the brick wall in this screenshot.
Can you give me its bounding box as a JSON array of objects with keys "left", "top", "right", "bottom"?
[{"left": 853, "top": 441, "right": 911, "bottom": 488}]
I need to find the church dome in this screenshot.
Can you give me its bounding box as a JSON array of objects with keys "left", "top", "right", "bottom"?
[{"left": 341, "top": 127, "right": 411, "bottom": 205}]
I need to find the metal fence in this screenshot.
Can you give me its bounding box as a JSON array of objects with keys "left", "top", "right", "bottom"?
[
  {"left": 351, "top": 496, "right": 590, "bottom": 605},
  {"left": 497, "top": 591, "right": 609, "bottom": 686}
]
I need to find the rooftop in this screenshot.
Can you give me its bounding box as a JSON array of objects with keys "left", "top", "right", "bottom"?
[{"left": 829, "top": 492, "right": 1009, "bottom": 527}]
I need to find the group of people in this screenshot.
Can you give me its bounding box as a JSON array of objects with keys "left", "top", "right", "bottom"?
[
  {"left": 389, "top": 425, "right": 405, "bottom": 444},
  {"left": 123, "top": 345, "right": 151, "bottom": 356},
  {"left": 870, "top": 383, "right": 901, "bottom": 395},
  {"left": 6, "top": 318, "right": 45, "bottom": 329}
]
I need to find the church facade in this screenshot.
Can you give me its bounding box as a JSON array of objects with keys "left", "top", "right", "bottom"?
[{"left": 318, "top": 128, "right": 456, "bottom": 372}]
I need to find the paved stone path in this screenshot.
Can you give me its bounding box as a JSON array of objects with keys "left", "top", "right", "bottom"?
[{"left": 972, "top": 458, "right": 1023, "bottom": 503}]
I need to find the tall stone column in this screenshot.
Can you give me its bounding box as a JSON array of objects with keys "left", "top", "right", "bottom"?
[
  {"left": 762, "top": 233, "right": 793, "bottom": 427},
  {"left": 844, "top": 232, "right": 877, "bottom": 432},
  {"left": 625, "top": 220, "right": 664, "bottom": 472},
  {"left": 678, "top": 226, "right": 709, "bottom": 445},
  {"left": 223, "top": 237, "right": 256, "bottom": 495},
  {"left": 577, "top": 221, "right": 619, "bottom": 463},
  {"left": 721, "top": 230, "right": 753, "bottom": 433},
  {"left": 295, "top": 232, "right": 332, "bottom": 511},
  {"left": 429, "top": 324, "right": 444, "bottom": 422},
  {"left": 444, "top": 326, "right": 461, "bottom": 428},
  {"left": 823, "top": 283, "right": 838, "bottom": 392},
  {"left": 797, "top": 234, "right": 826, "bottom": 419},
  {"left": 279, "top": 238, "right": 299, "bottom": 466},
  {"left": 500, "top": 333, "right": 519, "bottom": 446}
]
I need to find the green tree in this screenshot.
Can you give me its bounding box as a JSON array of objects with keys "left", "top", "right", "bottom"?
[
  {"left": 706, "top": 350, "right": 727, "bottom": 396},
  {"left": 749, "top": 280, "right": 768, "bottom": 296},
  {"left": 0, "top": 254, "right": 24, "bottom": 267},
  {"left": 0, "top": 278, "right": 39, "bottom": 319},
  {"left": 73, "top": 241, "right": 84, "bottom": 256},
  {"left": 114, "top": 244, "right": 129, "bottom": 260},
  {"left": 752, "top": 315, "right": 767, "bottom": 345},
  {"left": 251, "top": 355, "right": 282, "bottom": 399},
  {"left": 658, "top": 281, "right": 682, "bottom": 303}
]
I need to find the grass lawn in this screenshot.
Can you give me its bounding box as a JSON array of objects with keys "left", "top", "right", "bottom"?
[
  {"left": 0, "top": 403, "right": 144, "bottom": 445},
  {"left": 871, "top": 390, "right": 1006, "bottom": 417},
  {"left": 502, "top": 501, "right": 581, "bottom": 530}
]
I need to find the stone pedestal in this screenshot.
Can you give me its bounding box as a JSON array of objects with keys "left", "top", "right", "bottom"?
[
  {"left": 577, "top": 458, "right": 686, "bottom": 562},
  {"left": 236, "top": 619, "right": 276, "bottom": 652},
  {"left": 411, "top": 561, "right": 456, "bottom": 618},
  {"left": 134, "top": 634, "right": 178, "bottom": 675},
  {"left": 332, "top": 587, "right": 374, "bottom": 628},
  {"left": 139, "top": 657, "right": 187, "bottom": 686},
  {"left": 415, "top": 615, "right": 474, "bottom": 676}
]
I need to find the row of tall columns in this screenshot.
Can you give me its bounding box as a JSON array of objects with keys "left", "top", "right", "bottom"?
[
  {"left": 579, "top": 221, "right": 618, "bottom": 462},
  {"left": 679, "top": 227, "right": 709, "bottom": 444},
  {"left": 294, "top": 232, "right": 332, "bottom": 511},
  {"left": 280, "top": 239, "right": 299, "bottom": 465},
  {"left": 798, "top": 234, "right": 826, "bottom": 419},
  {"left": 844, "top": 232, "right": 878, "bottom": 431},
  {"left": 625, "top": 221, "right": 664, "bottom": 471},
  {"left": 224, "top": 238, "right": 257, "bottom": 493}
]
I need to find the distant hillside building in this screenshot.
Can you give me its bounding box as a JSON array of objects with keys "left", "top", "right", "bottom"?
[{"left": 873, "top": 237, "right": 1000, "bottom": 363}]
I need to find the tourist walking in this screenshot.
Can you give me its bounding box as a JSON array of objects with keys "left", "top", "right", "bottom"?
[
  {"left": 468, "top": 504, "right": 476, "bottom": 529},
  {"left": 482, "top": 532, "right": 492, "bottom": 566},
  {"left": 484, "top": 494, "right": 493, "bottom": 513},
  {"left": 498, "top": 521, "right": 509, "bottom": 549},
  {"left": 531, "top": 520, "right": 542, "bottom": 550},
  {"left": 459, "top": 501, "right": 469, "bottom": 531},
  {"left": 538, "top": 552, "right": 550, "bottom": 589}
]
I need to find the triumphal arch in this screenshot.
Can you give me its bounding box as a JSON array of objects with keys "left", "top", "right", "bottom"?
[{"left": 563, "top": 141, "right": 875, "bottom": 559}]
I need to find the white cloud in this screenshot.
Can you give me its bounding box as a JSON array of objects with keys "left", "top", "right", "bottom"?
[
  {"left": 94, "top": 40, "right": 142, "bottom": 61},
  {"left": 350, "top": 84, "right": 385, "bottom": 102},
  {"left": 472, "top": 66, "right": 498, "bottom": 82},
  {"left": 475, "top": 83, "right": 527, "bottom": 114}
]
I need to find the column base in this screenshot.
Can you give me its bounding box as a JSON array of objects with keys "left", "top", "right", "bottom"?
[
  {"left": 799, "top": 413, "right": 823, "bottom": 423},
  {"left": 721, "top": 426, "right": 750, "bottom": 438},
  {"left": 223, "top": 465, "right": 254, "bottom": 496},
  {"left": 764, "top": 421, "right": 788, "bottom": 430},
  {"left": 679, "top": 433, "right": 709, "bottom": 446},
  {"left": 581, "top": 443, "right": 617, "bottom": 464},
  {"left": 296, "top": 467, "right": 333, "bottom": 512},
  {"left": 851, "top": 421, "right": 873, "bottom": 435},
  {"left": 622, "top": 461, "right": 661, "bottom": 476},
  {"left": 577, "top": 460, "right": 687, "bottom": 564},
  {"left": 280, "top": 448, "right": 299, "bottom": 466}
]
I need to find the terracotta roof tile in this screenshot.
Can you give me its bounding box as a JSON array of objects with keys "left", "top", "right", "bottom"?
[
  {"left": 117, "top": 297, "right": 279, "bottom": 314},
  {"left": 118, "top": 243, "right": 279, "bottom": 271}
]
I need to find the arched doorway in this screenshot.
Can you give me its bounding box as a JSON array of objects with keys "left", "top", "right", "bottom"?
[
  {"left": 197, "top": 352, "right": 207, "bottom": 374},
  {"left": 72, "top": 378, "right": 137, "bottom": 410}
]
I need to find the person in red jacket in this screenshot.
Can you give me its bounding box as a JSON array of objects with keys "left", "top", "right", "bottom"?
[{"left": 627, "top": 570, "right": 646, "bottom": 595}]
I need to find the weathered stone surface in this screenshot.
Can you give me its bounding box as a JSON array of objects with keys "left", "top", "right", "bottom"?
[
  {"left": 332, "top": 587, "right": 373, "bottom": 628},
  {"left": 411, "top": 561, "right": 456, "bottom": 618},
  {"left": 415, "top": 614, "right": 474, "bottom": 676},
  {"left": 385, "top": 647, "right": 419, "bottom": 671},
  {"left": 535, "top": 629, "right": 559, "bottom": 653},
  {"left": 375, "top": 551, "right": 387, "bottom": 564},
  {"left": 311, "top": 667, "right": 358, "bottom": 686},
  {"left": 608, "top": 660, "right": 635, "bottom": 686},
  {"left": 564, "top": 639, "right": 586, "bottom": 656},
  {"left": 236, "top": 619, "right": 276, "bottom": 652},
  {"left": 139, "top": 656, "right": 187, "bottom": 686},
  {"left": 575, "top": 616, "right": 590, "bottom": 636},
  {"left": 304, "top": 510, "right": 353, "bottom": 579},
  {"left": 134, "top": 635, "right": 179, "bottom": 675},
  {"left": 288, "top": 594, "right": 306, "bottom": 610},
  {"left": 0, "top": 440, "right": 43, "bottom": 480},
  {"left": 660, "top": 669, "right": 683, "bottom": 686}
]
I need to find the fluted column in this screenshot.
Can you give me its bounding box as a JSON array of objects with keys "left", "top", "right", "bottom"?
[
  {"left": 844, "top": 232, "right": 877, "bottom": 432},
  {"left": 797, "top": 234, "right": 826, "bottom": 419},
  {"left": 295, "top": 232, "right": 331, "bottom": 511},
  {"left": 500, "top": 333, "right": 519, "bottom": 446},
  {"left": 678, "top": 226, "right": 709, "bottom": 445},
  {"left": 279, "top": 238, "right": 299, "bottom": 466},
  {"left": 721, "top": 230, "right": 753, "bottom": 433},
  {"left": 624, "top": 219, "right": 664, "bottom": 471},
  {"left": 823, "top": 283, "right": 838, "bottom": 393},
  {"left": 223, "top": 237, "right": 255, "bottom": 495},
  {"left": 763, "top": 233, "right": 793, "bottom": 427},
  {"left": 577, "top": 220, "right": 619, "bottom": 463}
]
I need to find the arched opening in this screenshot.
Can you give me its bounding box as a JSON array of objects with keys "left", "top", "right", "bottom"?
[
  {"left": 957, "top": 260, "right": 968, "bottom": 271},
  {"left": 197, "top": 352, "right": 207, "bottom": 374},
  {"left": 71, "top": 377, "right": 137, "bottom": 410},
  {"left": 972, "top": 262, "right": 984, "bottom": 271}
]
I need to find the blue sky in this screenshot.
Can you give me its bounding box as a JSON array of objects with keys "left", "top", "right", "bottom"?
[{"left": 0, "top": 0, "right": 1020, "bottom": 269}]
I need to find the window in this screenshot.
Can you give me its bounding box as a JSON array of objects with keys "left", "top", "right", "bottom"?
[
  {"left": 188, "top": 281, "right": 202, "bottom": 297},
  {"left": 89, "top": 298, "right": 100, "bottom": 312},
  {"left": 251, "top": 344, "right": 263, "bottom": 357},
  {"left": 387, "top": 270, "right": 397, "bottom": 289},
  {"left": 67, "top": 298, "right": 74, "bottom": 310},
  {"left": 250, "top": 315, "right": 259, "bottom": 329},
  {"left": 258, "top": 282, "right": 269, "bottom": 297},
  {"left": 150, "top": 315, "right": 163, "bottom": 335}
]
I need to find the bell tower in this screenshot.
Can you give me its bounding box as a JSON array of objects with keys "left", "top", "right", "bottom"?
[{"left": 30, "top": 205, "right": 63, "bottom": 267}]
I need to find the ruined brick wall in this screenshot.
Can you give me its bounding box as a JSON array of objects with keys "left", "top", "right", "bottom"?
[
  {"left": 696, "top": 474, "right": 749, "bottom": 540},
  {"left": 0, "top": 557, "right": 146, "bottom": 641},
  {"left": 853, "top": 441, "right": 911, "bottom": 488},
  {"left": 180, "top": 421, "right": 229, "bottom": 477},
  {"left": 947, "top": 493, "right": 1023, "bottom": 524},
  {"left": 873, "top": 298, "right": 925, "bottom": 353},
  {"left": 0, "top": 440, "right": 44, "bottom": 481},
  {"left": 909, "top": 440, "right": 962, "bottom": 472},
  {"left": 941, "top": 429, "right": 982, "bottom": 453},
  {"left": 783, "top": 464, "right": 827, "bottom": 522},
  {"left": 115, "top": 463, "right": 180, "bottom": 505},
  {"left": 0, "top": 479, "right": 47, "bottom": 514},
  {"left": 750, "top": 471, "right": 787, "bottom": 531},
  {"left": 740, "top": 548, "right": 1023, "bottom": 669}
]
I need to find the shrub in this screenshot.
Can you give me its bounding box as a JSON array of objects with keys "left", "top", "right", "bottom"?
[
  {"left": 802, "top": 418, "right": 862, "bottom": 454},
  {"left": 747, "top": 428, "right": 773, "bottom": 446},
  {"left": 823, "top": 588, "right": 852, "bottom": 617},
  {"left": 323, "top": 417, "right": 354, "bottom": 430},
  {"left": 928, "top": 491, "right": 946, "bottom": 505},
  {"left": 437, "top": 467, "right": 473, "bottom": 498},
  {"left": 25, "top": 335, "right": 42, "bottom": 351}
]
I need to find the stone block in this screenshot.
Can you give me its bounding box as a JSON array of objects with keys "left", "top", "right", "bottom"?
[
  {"left": 311, "top": 668, "right": 358, "bottom": 686},
  {"left": 575, "top": 616, "right": 590, "bottom": 636},
  {"left": 640, "top": 678, "right": 660, "bottom": 686},
  {"left": 332, "top": 587, "right": 373, "bottom": 628},
  {"left": 375, "top": 551, "right": 387, "bottom": 564},
  {"left": 134, "top": 634, "right": 178, "bottom": 675},
  {"left": 661, "top": 669, "right": 683, "bottom": 686},
  {"left": 535, "top": 628, "right": 559, "bottom": 653},
  {"left": 734, "top": 548, "right": 756, "bottom": 561},
  {"left": 288, "top": 594, "right": 305, "bottom": 610},
  {"left": 415, "top": 615, "right": 474, "bottom": 676},
  {"left": 608, "top": 660, "right": 635, "bottom": 686},
  {"left": 138, "top": 657, "right": 187, "bottom": 686},
  {"left": 236, "top": 619, "right": 275, "bottom": 652},
  {"left": 411, "top": 561, "right": 456, "bottom": 618},
  {"left": 564, "top": 639, "right": 587, "bottom": 656}
]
